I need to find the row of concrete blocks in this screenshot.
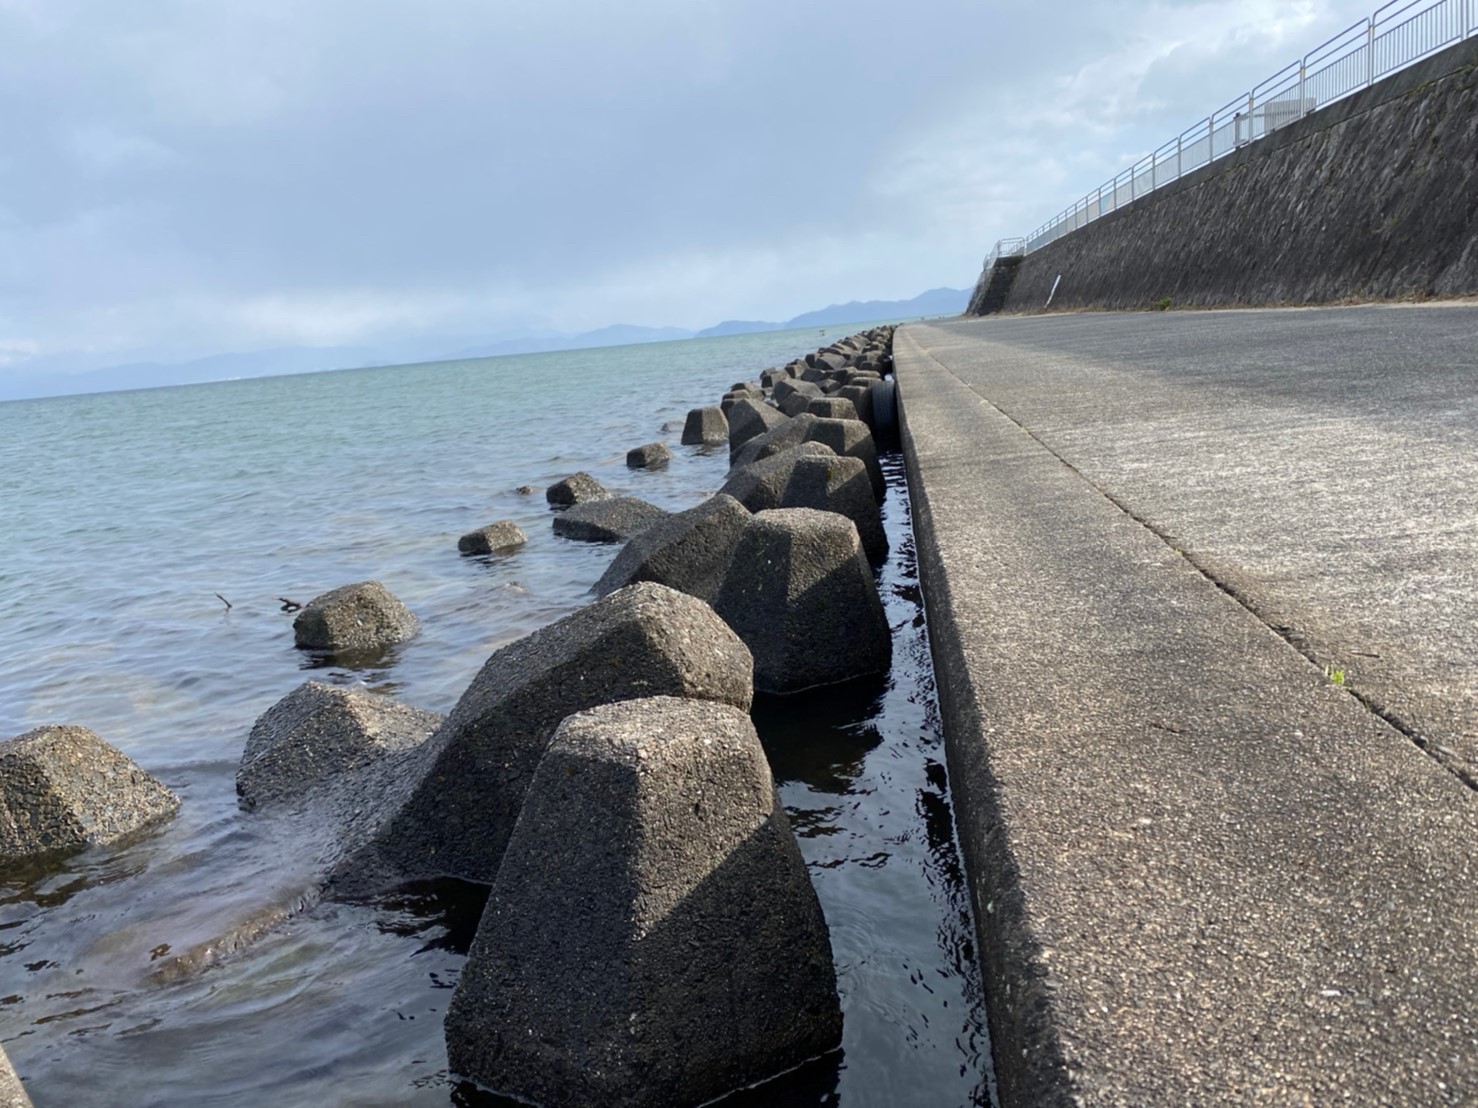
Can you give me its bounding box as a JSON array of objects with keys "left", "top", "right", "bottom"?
[
  {"left": 239, "top": 582, "right": 843, "bottom": 1106},
  {"left": 0, "top": 324, "right": 901, "bottom": 867},
  {"left": 241, "top": 325, "right": 903, "bottom": 1104},
  {"left": 0, "top": 327, "right": 897, "bottom": 1106}
]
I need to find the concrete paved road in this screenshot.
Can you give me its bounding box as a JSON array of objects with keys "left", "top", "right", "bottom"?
[
  {"left": 895, "top": 305, "right": 1478, "bottom": 1107},
  {"left": 918, "top": 304, "right": 1478, "bottom": 785}
]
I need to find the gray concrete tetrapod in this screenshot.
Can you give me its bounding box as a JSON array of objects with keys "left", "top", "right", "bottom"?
[{"left": 445, "top": 696, "right": 841, "bottom": 1107}]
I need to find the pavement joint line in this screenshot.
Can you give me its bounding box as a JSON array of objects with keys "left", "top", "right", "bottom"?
[
  {"left": 907, "top": 332, "right": 1477, "bottom": 798},
  {"left": 894, "top": 319, "right": 1478, "bottom": 1105}
]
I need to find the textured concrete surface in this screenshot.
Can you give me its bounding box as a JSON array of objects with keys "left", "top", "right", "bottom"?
[
  {"left": 713, "top": 508, "right": 891, "bottom": 694},
  {"left": 337, "top": 582, "right": 755, "bottom": 890},
  {"left": 552, "top": 495, "right": 669, "bottom": 543},
  {"left": 594, "top": 494, "right": 753, "bottom": 603},
  {"left": 0, "top": 1046, "right": 30, "bottom": 1108},
  {"left": 545, "top": 470, "right": 608, "bottom": 506},
  {"left": 895, "top": 311, "right": 1478, "bottom": 1106},
  {"left": 445, "top": 696, "right": 840, "bottom": 1106},
  {"left": 996, "top": 38, "right": 1478, "bottom": 313},
  {"left": 625, "top": 440, "right": 673, "bottom": 469},
  {"left": 292, "top": 580, "right": 419, "bottom": 654},
  {"left": 457, "top": 519, "right": 526, "bottom": 555},
  {"left": 0, "top": 725, "right": 180, "bottom": 861},
  {"left": 726, "top": 397, "right": 788, "bottom": 450},
  {"left": 681, "top": 405, "right": 728, "bottom": 445},
  {"left": 721, "top": 444, "right": 887, "bottom": 563},
  {"left": 236, "top": 681, "right": 442, "bottom": 810}
]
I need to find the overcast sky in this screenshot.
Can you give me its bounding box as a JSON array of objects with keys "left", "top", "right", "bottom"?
[{"left": 1, "top": 0, "right": 1382, "bottom": 381}]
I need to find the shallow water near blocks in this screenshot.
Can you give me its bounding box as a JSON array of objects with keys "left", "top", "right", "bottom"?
[{"left": 0, "top": 334, "right": 992, "bottom": 1106}]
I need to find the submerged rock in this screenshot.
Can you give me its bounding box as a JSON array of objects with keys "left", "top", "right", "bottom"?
[
  {"left": 713, "top": 508, "right": 892, "bottom": 694},
  {"left": 553, "top": 496, "right": 669, "bottom": 543},
  {"left": 292, "top": 581, "right": 419, "bottom": 654},
  {"left": 445, "top": 696, "right": 842, "bottom": 1107},
  {"left": 681, "top": 406, "right": 728, "bottom": 446},
  {"left": 236, "top": 682, "right": 442, "bottom": 810},
  {"left": 457, "top": 520, "right": 527, "bottom": 555},
  {"left": 594, "top": 494, "right": 753, "bottom": 602},
  {"left": 626, "top": 441, "right": 673, "bottom": 469},
  {"left": 0, "top": 725, "right": 180, "bottom": 862},
  {"left": 546, "top": 471, "right": 609, "bottom": 508}
]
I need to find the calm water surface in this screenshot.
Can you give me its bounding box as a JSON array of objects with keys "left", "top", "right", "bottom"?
[{"left": 0, "top": 327, "right": 993, "bottom": 1106}]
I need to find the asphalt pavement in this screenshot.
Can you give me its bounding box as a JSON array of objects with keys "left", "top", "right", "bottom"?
[{"left": 895, "top": 305, "right": 1478, "bottom": 1106}]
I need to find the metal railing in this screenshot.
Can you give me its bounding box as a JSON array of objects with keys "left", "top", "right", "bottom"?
[
  {"left": 1019, "top": 0, "right": 1478, "bottom": 254},
  {"left": 982, "top": 237, "right": 1026, "bottom": 270}
]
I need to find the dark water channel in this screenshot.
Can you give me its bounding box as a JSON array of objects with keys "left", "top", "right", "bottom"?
[{"left": 454, "top": 453, "right": 996, "bottom": 1108}]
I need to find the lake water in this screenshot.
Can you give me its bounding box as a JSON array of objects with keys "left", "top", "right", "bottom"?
[{"left": 0, "top": 326, "right": 994, "bottom": 1106}]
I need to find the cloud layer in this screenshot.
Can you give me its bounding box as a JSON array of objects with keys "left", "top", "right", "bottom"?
[{"left": 0, "top": 0, "right": 1381, "bottom": 379}]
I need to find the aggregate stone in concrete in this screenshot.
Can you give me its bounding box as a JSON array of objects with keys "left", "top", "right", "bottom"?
[
  {"left": 0, "top": 725, "right": 180, "bottom": 862},
  {"left": 236, "top": 681, "right": 443, "bottom": 810},
  {"left": 0, "top": 1045, "right": 29, "bottom": 1108},
  {"left": 713, "top": 508, "right": 891, "bottom": 694},
  {"left": 721, "top": 445, "right": 887, "bottom": 563},
  {"left": 726, "top": 398, "right": 787, "bottom": 451},
  {"left": 349, "top": 582, "right": 755, "bottom": 886},
  {"left": 444, "top": 696, "right": 842, "bottom": 1107},
  {"left": 594, "top": 494, "right": 753, "bottom": 603},
  {"left": 545, "top": 471, "right": 608, "bottom": 507},
  {"left": 681, "top": 406, "right": 728, "bottom": 446},
  {"left": 292, "top": 580, "right": 419, "bottom": 654},
  {"left": 553, "top": 496, "right": 670, "bottom": 543},
  {"left": 806, "top": 396, "right": 860, "bottom": 421},
  {"left": 457, "top": 520, "right": 527, "bottom": 555},
  {"left": 625, "top": 441, "right": 673, "bottom": 469}
]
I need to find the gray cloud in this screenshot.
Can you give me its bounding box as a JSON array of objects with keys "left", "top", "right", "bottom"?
[{"left": 0, "top": 0, "right": 1382, "bottom": 380}]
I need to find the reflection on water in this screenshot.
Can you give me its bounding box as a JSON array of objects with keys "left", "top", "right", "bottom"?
[{"left": 0, "top": 340, "right": 993, "bottom": 1105}]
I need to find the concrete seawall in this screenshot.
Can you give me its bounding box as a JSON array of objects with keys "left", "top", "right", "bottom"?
[
  {"left": 990, "top": 36, "right": 1478, "bottom": 313},
  {"left": 894, "top": 313, "right": 1478, "bottom": 1104}
]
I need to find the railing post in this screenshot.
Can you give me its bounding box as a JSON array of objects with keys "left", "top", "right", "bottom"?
[
  {"left": 1247, "top": 91, "right": 1255, "bottom": 143},
  {"left": 1367, "top": 15, "right": 1375, "bottom": 85},
  {"left": 1299, "top": 57, "right": 1308, "bottom": 115},
  {"left": 1151, "top": 149, "right": 1157, "bottom": 189},
  {"left": 1176, "top": 134, "right": 1183, "bottom": 178},
  {"left": 1208, "top": 115, "right": 1214, "bottom": 160}
]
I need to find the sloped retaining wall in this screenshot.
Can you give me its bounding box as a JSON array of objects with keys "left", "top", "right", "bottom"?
[{"left": 990, "top": 36, "right": 1478, "bottom": 313}]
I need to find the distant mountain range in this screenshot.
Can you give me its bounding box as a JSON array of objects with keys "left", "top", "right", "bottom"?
[
  {"left": 697, "top": 287, "right": 970, "bottom": 336},
  {"left": 1, "top": 287, "right": 969, "bottom": 401}
]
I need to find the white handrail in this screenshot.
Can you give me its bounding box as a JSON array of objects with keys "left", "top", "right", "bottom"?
[{"left": 1012, "top": 0, "right": 1476, "bottom": 255}]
